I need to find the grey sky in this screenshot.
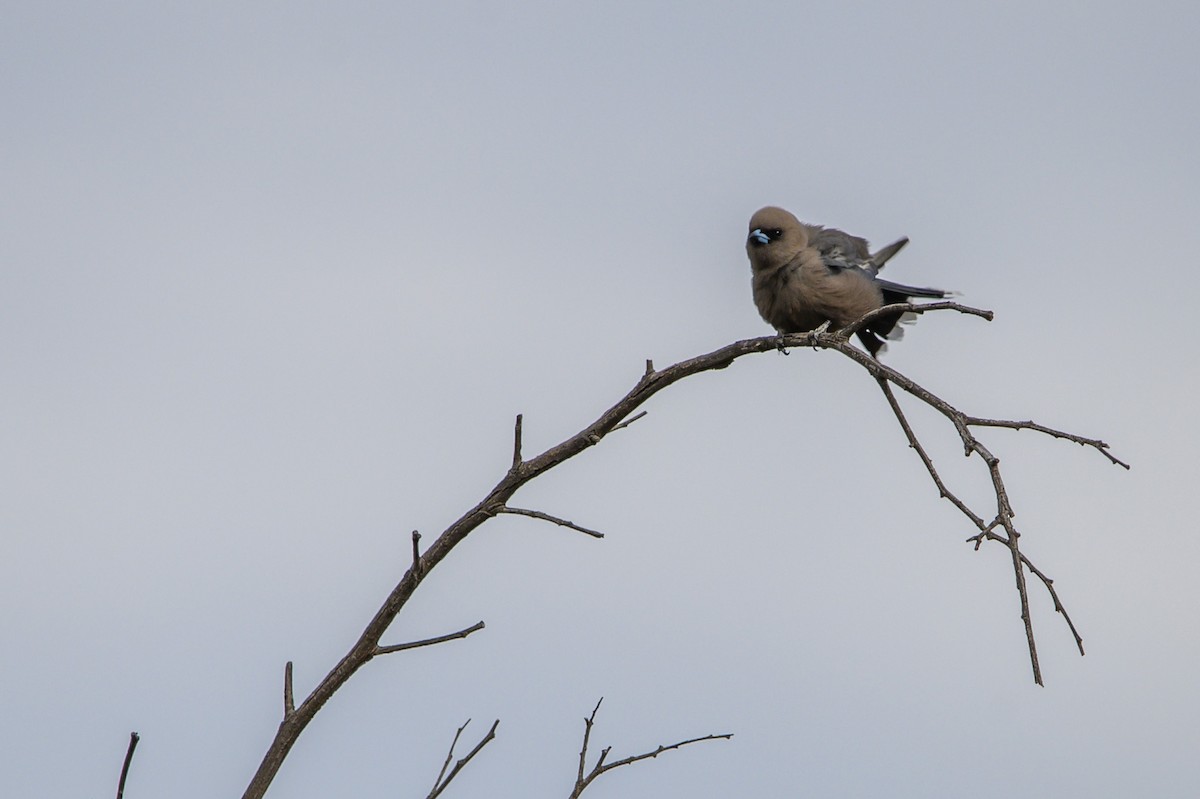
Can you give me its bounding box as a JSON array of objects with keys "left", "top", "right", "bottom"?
[{"left": 3, "top": 2, "right": 1197, "bottom": 797}]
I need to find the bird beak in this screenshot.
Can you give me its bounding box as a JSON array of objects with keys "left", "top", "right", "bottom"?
[{"left": 748, "top": 228, "right": 770, "bottom": 246}]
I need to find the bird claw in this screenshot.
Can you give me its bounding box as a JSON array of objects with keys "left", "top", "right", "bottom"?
[{"left": 775, "top": 333, "right": 790, "bottom": 355}]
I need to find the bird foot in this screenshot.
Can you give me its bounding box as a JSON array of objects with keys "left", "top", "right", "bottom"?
[
  {"left": 775, "top": 332, "right": 790, "bottom": 355},
  {"left": 811, "top": 320, "right": 831, "bottom": 349}
]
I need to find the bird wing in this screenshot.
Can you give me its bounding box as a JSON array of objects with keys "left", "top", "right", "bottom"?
[{"left": 807, "top": 227, "right": 877, "bottom": 276}]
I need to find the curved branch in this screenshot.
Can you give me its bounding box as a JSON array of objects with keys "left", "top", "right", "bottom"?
[{"left": 241, "top": 303, "right": 1123, "bottom": 795}]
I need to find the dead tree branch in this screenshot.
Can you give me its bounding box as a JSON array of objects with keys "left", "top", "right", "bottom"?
[
  {"left": 828, "top": 303, "right": 1124, "bottom": 683},
  {"left": 426, "top": 718, "right": 499, "bottom": 799},
  {"left": 374, "top": 621, "right": 485, "bottom": 657},
  {"left": 241, "top": 301, "right": 1123, "bottom": 796},
  {"left": 568, "top": 698, "right": 732, "bottom": 799},
  {"left": 497, "top": 507, "right": 606, "bottom": 538}
]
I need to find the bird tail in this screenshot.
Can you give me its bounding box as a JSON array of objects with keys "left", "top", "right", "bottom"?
[{"left": 869, "top": 237, "right": 908, "bottom": 271}]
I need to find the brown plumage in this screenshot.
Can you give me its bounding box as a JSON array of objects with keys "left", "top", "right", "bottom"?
[{"left": 745, "top": 206, "right": 950, "bottom": 356}]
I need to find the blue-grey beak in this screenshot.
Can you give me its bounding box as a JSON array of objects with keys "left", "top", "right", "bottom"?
[{"left": 748, "top": 228, "right": 770, "bottom": 246}]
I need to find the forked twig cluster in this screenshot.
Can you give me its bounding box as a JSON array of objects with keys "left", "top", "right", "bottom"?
[{"left": 569, "top": 699, "right": 732, "bottom": 799}]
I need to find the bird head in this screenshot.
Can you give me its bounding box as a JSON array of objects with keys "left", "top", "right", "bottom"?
[{"left": 746, "top": 206, "right": 805, "bottom": 272}]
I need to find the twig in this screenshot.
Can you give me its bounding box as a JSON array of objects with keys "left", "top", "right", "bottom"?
[
  {"left": 569, "top": 698, "right": 732, "bottom": 799},
  {"left": 964, "top": 416, "right": 1130, "bottom": 469},
  {"left": 115, "top": 731, "right": 139, "bottom": 799},
  {"left": 427, "top": 719, "right": 499, "bottom": 799},
  {"left": 374, "top": 621, "right": 485, "bottom": 657},
  {"left": 497, "top": 507, "right": 605, "bottom": 539},
  {"left": 838, "top": 300, "right": 994, "bottom": 338},
  {"left": 610, "top": 410, "right": 648, "bottom": 433},
  {"left": 875, "top": 378, "right": 987, "bottom": 529}
]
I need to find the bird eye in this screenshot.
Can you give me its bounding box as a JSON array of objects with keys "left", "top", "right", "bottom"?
[{"left": 768, "top": 228, "right": 783, "bottom": 239}]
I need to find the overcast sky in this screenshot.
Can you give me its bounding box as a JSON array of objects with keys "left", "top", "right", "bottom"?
[{"left": 3, "top": 2, "right": 1198, "bottom": 797}]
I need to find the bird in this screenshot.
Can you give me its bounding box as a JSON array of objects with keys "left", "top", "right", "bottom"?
[{"left": 745, "top": 206, "right": 951, "bottom": 356}]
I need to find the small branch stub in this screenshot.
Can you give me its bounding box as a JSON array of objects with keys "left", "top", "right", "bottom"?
[
  {"left": 511, "top": 413, "right": 524, "bottom": 470},
  {"left": 116, "top": 731, "right": 140, "bottom": 799},
  {"left": 611, "top": 410, "right": 648, "bottom": 433},
  {"left": 283, "top": 661, "right": 295, "bottom": 717}
]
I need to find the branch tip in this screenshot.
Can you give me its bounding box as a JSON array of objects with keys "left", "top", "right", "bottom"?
[
  {"left": 499, "top": 506, "right": 605, "bottom": 538},
  {"left": 411, "top": 530, "right": 423, "bottom": 574},
  {"left": 116, "top": 731, "right": 140, "bottom": 799},
  {"left": 283, "top": 661, "right": 295, "bottom": 717},
  {"left": 511, "top": 414, "right": 524, "bottom": 469},
  {"left": 611, "top": 410, "right": 648, "bottom": 433},
  {"left": 375, "top": 620, "right": 486, "bottom": 657}
]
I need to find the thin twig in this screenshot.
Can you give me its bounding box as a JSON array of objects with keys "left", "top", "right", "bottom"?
[
  {"left": 610, "top": 410, "right": 648, "bottom": 433},
  {"left": 577, "top": 698, "right": 603, "bottom": 788},
  {"left": 498, "top": 506, "right": 606, "bottom": 539},
  {"left": 427, "top": 719, "right": 499, "bottom": 799},
  {"left": 965, "top": 416, "right": 1131, "bottom": 469},
  {"left": 430, "top": 720, "right": 467, "bottom": 795},
  {"left": 412, "top": 530, "right": 423, "bottom": 576},
  {"left": 569, "top": 699, "right": 732, "bottom": 799},
  {"left": 116, "top": 731, "right": 139, "bottom": 799},
  {"left": 875, "top": 378, "right": 987, "bottom": 529},
  {"left": 374, "top": 621, "right": 485, "bottom": 656},
  {"left": 838, "top": 300, "right": 994, "bottom": 338}
]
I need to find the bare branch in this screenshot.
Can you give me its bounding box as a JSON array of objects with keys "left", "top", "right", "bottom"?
[
  {"left": 242, "top": 302, "right": 1124, "bottom": 795},
  {"left": 964, "top": 416, "right": 1131, "bottom": 469},
  {"left": 498, "top": 506, "right": 606, "bottom": 539},
  {"left": 374, "top": 621, "right": 485, "bottom": 657},
  {"left": 969, "top": 529, "right": 1086, "bottom": 656},
  {"left": 846, "top": 332, "right": 1120, "bottom": 684},
  {"left": 576, "top": 698, "right": 603, "bottom": 788},
  {"left": 115, "top": 731, "right": 139, "bottom": 799},
  {"left": 283, "top": 661, "right": 294, "bottom": 717},
  {"left": 569, "top": 699, "right": 732, "bottom": 798},
  {"left": 427, "top": 719, "right": 499, "bottom": 799}
]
